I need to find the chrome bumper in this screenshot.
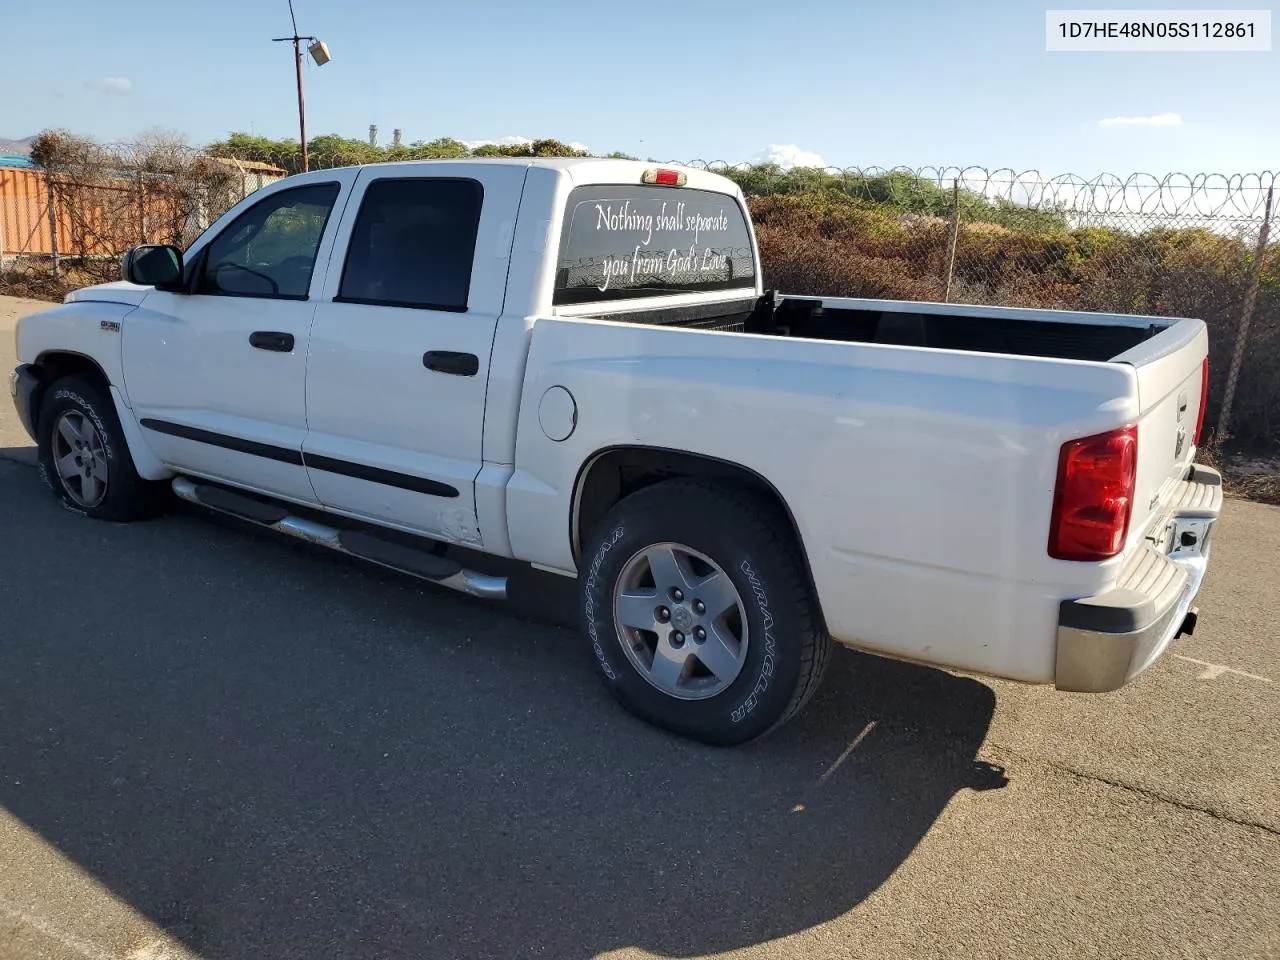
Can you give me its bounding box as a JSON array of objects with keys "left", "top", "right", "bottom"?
[{"left": 1054, "top": 463, "right": 1223, "bottom": 693}]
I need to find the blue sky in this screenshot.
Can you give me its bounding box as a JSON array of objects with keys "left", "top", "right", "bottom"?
[{"left": 2, "top": 0, "right": 1276, "bottom": 175}]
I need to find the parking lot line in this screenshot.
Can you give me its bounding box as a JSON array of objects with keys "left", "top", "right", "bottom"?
[{"left": 1174, "top": 655, "right": 1274, "bottom": 684}]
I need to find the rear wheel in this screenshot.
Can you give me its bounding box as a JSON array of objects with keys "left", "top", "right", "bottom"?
[
  {"left": 579, "top": 479, "right": 830, "bottom": 746},
  {"left": 36, "top": 376, "right": 166, "bottom": 521}
]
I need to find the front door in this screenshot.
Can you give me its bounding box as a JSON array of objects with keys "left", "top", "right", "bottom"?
[
  {"left": 121, "top": 173, "right": 355, "bottom": 504},
  {"left": 303, "top": 163, "right": 527, "bottom": 544}
]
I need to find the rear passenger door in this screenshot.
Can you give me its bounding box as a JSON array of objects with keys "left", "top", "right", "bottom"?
[{"left": 303, "top": 163, "right": 527, "bottom": 545}]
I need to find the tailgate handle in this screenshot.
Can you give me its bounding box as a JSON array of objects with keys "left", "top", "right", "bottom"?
[{"left": 423, "top": 351, "right": 480, "bottom": 376}]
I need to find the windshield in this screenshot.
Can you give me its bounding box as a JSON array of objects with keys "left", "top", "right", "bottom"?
[{"left": 553, "top": 183, "right": 757, "bottom": 305}]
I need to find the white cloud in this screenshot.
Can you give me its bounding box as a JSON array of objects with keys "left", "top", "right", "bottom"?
[
  {"left": 89, "top": 76, "right": 133, "bottom": 95},
  {"left": 1097, "top": 112, "right": 1182, "bottom": 128},
  {"left": 755, "top": 144, "right": 826, "bottom": 169},
  {"left": 461, "top": 135, "right": 532, "bottom": 149}
]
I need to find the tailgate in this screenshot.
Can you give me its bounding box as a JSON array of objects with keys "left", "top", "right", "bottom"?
[{"left": 1115, "top": 317, "right": 1211, "bottom": 544}]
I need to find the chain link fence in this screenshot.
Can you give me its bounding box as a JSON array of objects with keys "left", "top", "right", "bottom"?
[
  {"left": 0, "top": 136, "right": 287, "bottom": 289},
  {"left": 3, "top": 150, "right": 1277, "bottom": 444}
]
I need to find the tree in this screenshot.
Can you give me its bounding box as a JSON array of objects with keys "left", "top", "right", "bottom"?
[
  {"left": 203, "top": 132, "right": 301, "bottom": 170},
  {"left": 404, "top": 138, "right": 470, "bottom": 159},
  {"left": 31, "top": 127, "right": 236, "bottom": 277}
]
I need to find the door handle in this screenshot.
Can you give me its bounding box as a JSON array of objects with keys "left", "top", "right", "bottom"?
[
  {"left": 249, "top": 331, "right": 295, "bottom": 352},
  {"left": 423, "top": 351, "right": 479, "bottom": 376}
]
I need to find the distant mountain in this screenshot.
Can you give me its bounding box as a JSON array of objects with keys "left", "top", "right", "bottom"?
[{"left": 0, "top": 136, "right": 35, "bottom": 156}]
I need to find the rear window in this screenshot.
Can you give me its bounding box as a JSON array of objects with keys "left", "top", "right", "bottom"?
[{"left": 553, "top": 184, "right": 756, "bottom": 305}]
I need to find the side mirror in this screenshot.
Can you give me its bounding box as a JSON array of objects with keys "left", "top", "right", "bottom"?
[{"left": 122, "top": 244, "right": 183, "bottom": 290}]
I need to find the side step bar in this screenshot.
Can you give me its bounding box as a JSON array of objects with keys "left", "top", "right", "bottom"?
[{"left": 171, "top": 477, "right": 507, "bottom": 601}]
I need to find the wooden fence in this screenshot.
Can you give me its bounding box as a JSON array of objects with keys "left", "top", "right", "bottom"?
[{"left": 0, "top": 167, "right": 62, "bottom": 259}]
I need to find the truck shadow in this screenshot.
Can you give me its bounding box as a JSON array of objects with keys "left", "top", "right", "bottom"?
[{"left": 0, "top": 479, "right": 1005, "bottom": 960}]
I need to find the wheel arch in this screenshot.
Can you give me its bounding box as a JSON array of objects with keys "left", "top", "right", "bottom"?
[
  {"left": 570, "top": 445, "right": 823, "bottom": 624},
  {"left": 29, "top": 351, "right": 170, "bottom": 481},
  {"left": 28, "top": 351, "right": 114, "bottom": 437}
]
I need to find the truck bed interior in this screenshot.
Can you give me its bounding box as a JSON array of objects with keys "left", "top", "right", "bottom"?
[{"left": 576, "top": 292, "right": 1169, "bottom": 363}]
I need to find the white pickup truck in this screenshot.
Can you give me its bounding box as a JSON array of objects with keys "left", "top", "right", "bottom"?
[{"left": 10, "top": 157, "right": 1222, "bottom": 745}]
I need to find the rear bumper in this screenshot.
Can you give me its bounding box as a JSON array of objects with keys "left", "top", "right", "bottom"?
[
  {"left": 9, "top": 364, "right": 41, "bottom": 443},
  {"left": 1054, "top": 463, "right": 1223, "bottom": 693}
]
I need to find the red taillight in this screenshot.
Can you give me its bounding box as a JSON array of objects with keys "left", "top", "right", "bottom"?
[
  {"left": 1194, "top": 356, "right": 1209, "bottom": 446},
  {"left": 641, "top": 168, "right": 687, "bottom": 187},
  {"left": 1048, "top": 425, "right": 1138, "bottom": 562}
]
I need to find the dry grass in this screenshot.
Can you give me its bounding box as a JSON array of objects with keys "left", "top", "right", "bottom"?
[
  {"left": 1198, "top": 444, "right": 1280, "bottom": 506},
  {"left": 0, "top": 263, "right": 79, "bottom": 302},
  {"left": 1226, "top": 473, "right": 1280, "bottom": 506}
]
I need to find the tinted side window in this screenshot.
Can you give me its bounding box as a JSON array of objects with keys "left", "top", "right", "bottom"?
[
  {"left": 553, "top": 184, "right": 757, "bottom": 305},
  {"left": 198, "top": 183, "right": 340, "bottom": 299},
  {"left": 337, "top": 178, "right": 483, "bottom": 312}
]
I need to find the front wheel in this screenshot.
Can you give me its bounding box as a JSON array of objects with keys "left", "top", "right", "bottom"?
[
  {"left": 579, "top": 479, "right": 830, "bottom": 746},
  {"left": 36, "top": 376, "right": 166, "bottom": 522}
]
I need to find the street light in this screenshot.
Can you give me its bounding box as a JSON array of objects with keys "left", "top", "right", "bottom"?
[{"left": 272, "top": 0, "right": 331, "bottom": 173}]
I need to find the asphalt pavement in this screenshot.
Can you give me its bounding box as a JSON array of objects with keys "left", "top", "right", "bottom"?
[{"left": 1, "top": 296, "right": 1276, "bottom": 960}]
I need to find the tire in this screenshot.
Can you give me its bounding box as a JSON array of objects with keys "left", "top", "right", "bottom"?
[
  {"left": 36, "top": 375, "right": 166, "bottom": 522},
  {"left": 580, "top": 478, "right": 831, "bottom": 746}
]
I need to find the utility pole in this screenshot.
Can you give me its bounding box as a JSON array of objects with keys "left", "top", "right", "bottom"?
[
  {"left": 272, "top": 0, "right": 329, "bottom": 173},
  {"left": 294, "top": 31, "right": 308, "bottom": 172}
]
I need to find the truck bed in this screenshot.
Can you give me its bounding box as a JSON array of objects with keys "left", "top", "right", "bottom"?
[{"left": 573, "top": 293, "right": 1171, "bottom": 363}]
